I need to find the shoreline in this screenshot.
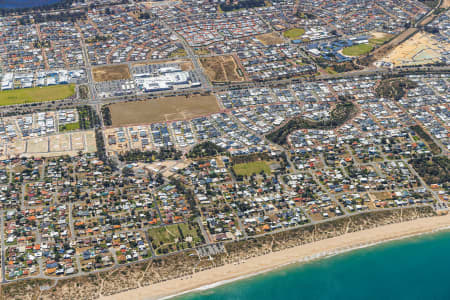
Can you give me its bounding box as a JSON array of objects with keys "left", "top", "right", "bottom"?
[{"left": 99, "top": 213, "right": 450, "bottom": 300}]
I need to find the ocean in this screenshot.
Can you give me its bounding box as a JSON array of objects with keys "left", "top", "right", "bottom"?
[
  {"left": 176, "top": 230, "right": 450, "bottom": 300},
  {"left": 0, "top": 0, "right": 62, "bottom": 9}
]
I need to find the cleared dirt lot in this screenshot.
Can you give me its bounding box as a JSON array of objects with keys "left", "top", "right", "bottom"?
[
  {"left": 1, "top": 131, "right": 97, "bottom": 159},
  {"left": 92, "top": 64, "right": 131, "bottom": 82},
  {"left": 255, "top": 32, "right": 285, "bottom": 45},
  {"left": 200, "top": 56, "right": 244, "bottom": 82},
  {"left": 109, "top": 94, "right": 220, "bottom": 126},
  {"left": 27, "top": 137, "right": 49, "bottom": 153},
  {"left": 381, "top": 32, "right": 447, "bottom": 66},
  {"left": 49, "top": 134, "right": 71, "bottom": 152},
  {"left": 365, "top": 28, "right": 418, "bottom": 64}
]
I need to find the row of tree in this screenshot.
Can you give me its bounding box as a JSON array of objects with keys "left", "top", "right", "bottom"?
[
  {"left": 410, "top": 125, "right": 440, "bottom": 155},
  {"left": 118, "top": 147, "right": 182, "bottom": 163},
  {"left": 77, "top": 105, "right": 100, "bottom": 130},
  {"left": 95, "top": 128, "right": 107, "bottom": 162},
  {"left": 170, "top": 178, "right": 199, "bottom": 218},
  {"left": 101, "top": 106, "right": 112, "bottom": 126}
]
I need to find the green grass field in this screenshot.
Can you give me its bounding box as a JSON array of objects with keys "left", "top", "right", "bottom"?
[
  {"left": 283, "top": 28, "right": 305, "bottom": 39},
  {"left": 59, "top": 122, "right": 80, "bottom": 132},
  {"left": 148, "top": 223, "right": 204, "bottom": 254},
  {"left": 342, "top": 43, "right": 374, "bottom": 56},
  {"left": 325, "top": 66, "right": 338, "bottom": 74},
  {"left": 0, "top": 84, "right": 75, "bottom": 106},
  {"left": 233, "top": 161, "right": 271, "bottom": 176},
  {"left": 369, "top": 36, "right": 392, "bottom": 45}
]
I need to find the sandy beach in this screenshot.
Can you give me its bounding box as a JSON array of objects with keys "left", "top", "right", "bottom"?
[{"left": 99, "top": 213, "right": 450, "bottom": 300}]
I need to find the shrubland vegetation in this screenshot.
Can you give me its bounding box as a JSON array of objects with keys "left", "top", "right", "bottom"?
[
  {"left": 187, "top": 142, "right": 227, "bottom": 158},
  {"left": 375, "top": 78, "right": 418, "bottom": 100},
  {"left": 101, "top": 106, "right": 112, "bottom": 126},
  {"left": 266, "top": 101, "right": 357, "bottom": 145},
  {"left": 78, "top": 85, "right": 89, "bottom": 99},
  {"left": 410, "top": 125, "right": 440, "bottom": 155},
  {"left": 118, "top": 147, "right": 182, "bottom": 163},
  {"left": 409, "top": 156, "right": 449, "bottom": 185}
]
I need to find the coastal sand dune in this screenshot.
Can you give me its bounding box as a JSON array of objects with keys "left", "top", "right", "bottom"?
[{"left": 99, "top": 214, "right": 450, "bottom": 300}]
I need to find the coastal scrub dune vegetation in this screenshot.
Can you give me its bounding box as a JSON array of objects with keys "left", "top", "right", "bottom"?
[{"left": 1, "top": 206, "right": 435, "bottom": 300}]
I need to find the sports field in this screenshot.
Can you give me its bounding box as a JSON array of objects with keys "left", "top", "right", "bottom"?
[
  {"left": 0, "top": 84, "right": 75, "bottom": 106},
  {"left": 342, "top": 43, "right": 374, "bottom": 56},
  {"left": 109, "top": 94, "right": 220, "bottom": 126},
  {"left": 233, "top": 161, "right": 271, "bottom": 176},
  {"left": 283, "top": 28, "right": 305, "bottom": 39},
  {"left": 148, "top": 223, "right": 204, "bottom": 255}
]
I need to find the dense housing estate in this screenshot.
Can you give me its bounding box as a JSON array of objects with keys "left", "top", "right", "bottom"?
[{"left": 0, "top": 0, "right": 448, "bottom": 298}]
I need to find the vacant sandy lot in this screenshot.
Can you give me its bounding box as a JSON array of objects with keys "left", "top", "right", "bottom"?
[
  {"left": 109, "top": 94, "right": 220, "bottom": 126},
  {"left": 85, "top": 131, "right": 97, "bottom": 152},
  {"left": 381, "top": 32, "right": 448, "bottom": 66},
  {"left": 200, "top": 56, "right": 244, "bottom": 82},
  {"left": 71, "top": 132, "right": 85, "bottom": 151},
  {"left": 49, "top": 134, "right": 71, "bottom": 152},
  {"left": 27, "top": 137, "right": 49, "bottom": 153},
  {"left": 1, "top": 131, "right": 97, "bottom": 159},
  {"left": 139, "top": 160, "right": 191, "bottom": 177},
  {"left": 371, "top": 32, "right": 389, "bottom": 39},
  {"left": 369, "top": 31, "right": 393, "bottom": 44},
  {"left": 255, "top": 32, "right": 285, "bottom": 45},
  {"left": 7, "top": 140, "right": 25, "bottom": 157},
  {"left": 369, "top": 28, "right": 418, "bottom": 62},
  {"left": 92, "top": 65, "right": 131, "bottom": 82}
]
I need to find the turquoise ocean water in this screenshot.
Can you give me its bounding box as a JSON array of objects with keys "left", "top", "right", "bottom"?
[
  {"left": 176, "top": 230, "right": 450, "bottom": 300},
  {"left": 0, "top": 0, "right": 62, "bottom": 9}
]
